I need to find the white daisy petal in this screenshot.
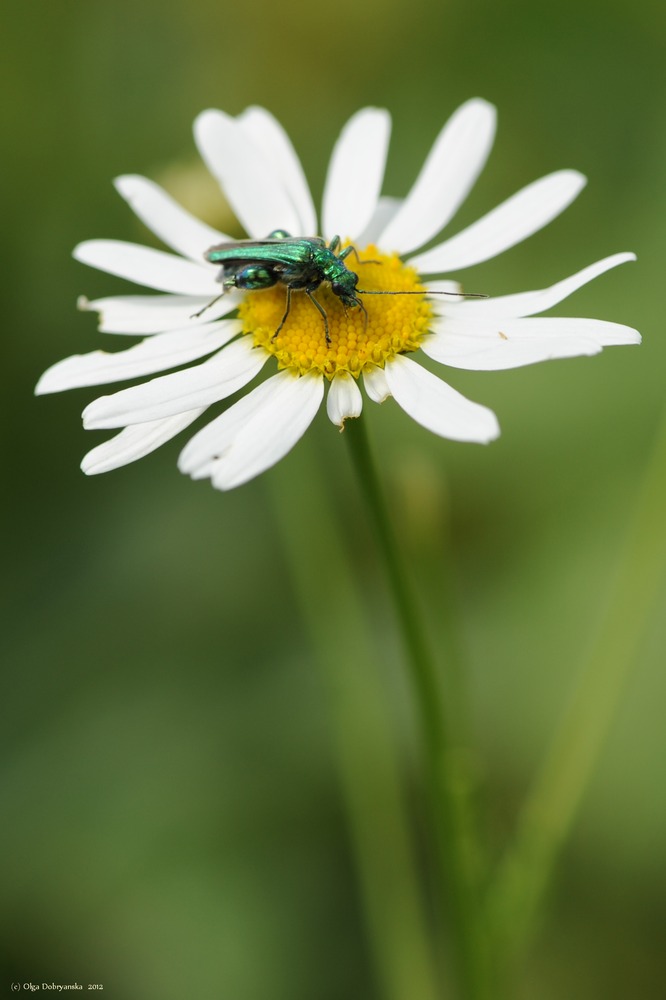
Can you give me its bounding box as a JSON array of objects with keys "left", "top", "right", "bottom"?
[
  {"left": 409, "top": 170, "right": 586, "bottom": 274},
  {"left": 326, "top": 371, "right": 363, "bottom": 427},
  {"left": 356, "top": 197, "right": 402, "bottom": 246},
  {"left": 114, "top": 175, "right": 229, "bottom": 261},
  {"left": 194, "top": 109, "right": 302, "bottom": 237},
  {"left": 82, "top": 409, "right": 204, "bottom": 475},
  {"left": 424, "top": 334, "right": 599, "bottom": 370},
  {"left": 378, "top": 98, "right": 497, "bottom": 255},
  {"left": 322, "top": 108, "right": 391, "bottom": 240},
  {"left": 81, "top": 292, "right": 241, "bottom": 335},
  {"left": 435, "top": 253, "right": 637, "bottom": 320},
  {"left": 82, "top": 337, "right": 267, "bottom": 428},
  {"left": 179, "top": 376, "right": 280, "bottom": 477},
  {"left": 211, "top": 372, "right": 323, "bottom": 490},
  {"left": 179, "top": 369, "right": 300, "bottom": 477},
  {"left": 384, "top": 355, "right": 499, "bottom": 443},
  {"left": 362, "top": 365, "right": 391, "bottom": 403},
  {"left": 182, "top": 371, "right": 323, "bottom": 491},
  {"left": 423, "top": 316, "right": 641, "bottom": 370},
  {"left": 237, "top": 107, "right": 317, "bottom": 235},
  {"left": 36, "top": 320, "right": 242, "bottom": 393},
  {"left": 74, "top": 240, "right": 219, "bottom": 295}
]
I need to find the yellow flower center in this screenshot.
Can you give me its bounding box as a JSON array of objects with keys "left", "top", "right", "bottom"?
[{"left": 238, "top": 245, "right": 433, "bottom": 380}]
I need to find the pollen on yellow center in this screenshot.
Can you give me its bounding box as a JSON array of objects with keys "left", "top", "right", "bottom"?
[{"left": 238, "top": 244, "right": 433, "bottom": 380}]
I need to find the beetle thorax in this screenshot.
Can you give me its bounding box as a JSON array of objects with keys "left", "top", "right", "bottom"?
[{"left": 318, "top": 251, "right": 357, "bottom": 289}]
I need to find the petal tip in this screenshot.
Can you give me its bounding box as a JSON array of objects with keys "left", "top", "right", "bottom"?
[
  {"left": 82, "top": 400, "right": 103, "bottom": 429},
  {"left": 193, "top": 108, "right": 227, "bottom": 140},
  {"left": 484, "top": 414, "right": 501, "bottom": 443},
  {"left": 113, "top": 173, "right": 132, "bottom": 189},
  {"left": 34, "top": 373, "right": 51, "bottom": 396},
  {"left": 113, "top": 174, "right": 142, "bottom": 198},
  {"left": 72, "top": 241, "right": 89, "bottom": 262},
  {"left": 464, "top": 96, "right": 497, "bottom": 119},
  {"left": 72, "top": 240, "right": 102, "bottom": 265},
  {"left": 336, "top": 414, "right": 359, "bottom": 433},
  {"left": 35, "top": 362, "right": 68, "bottom": 396},
  {"left": 567, "top": 169, "right": 588, "bottom": 190}
]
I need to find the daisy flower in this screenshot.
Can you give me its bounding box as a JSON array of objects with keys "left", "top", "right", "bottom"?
[{"left": 36, "top": 100, "right": 640, "bottom": 491}]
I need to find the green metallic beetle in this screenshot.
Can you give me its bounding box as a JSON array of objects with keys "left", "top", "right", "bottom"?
[{"left": 199, "top": 230, "right": 483, "bottom": 342}]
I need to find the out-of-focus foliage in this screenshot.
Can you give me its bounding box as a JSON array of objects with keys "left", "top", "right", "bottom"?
[{"left": 2, "top": 0, "right": 664, "bottom": 997}]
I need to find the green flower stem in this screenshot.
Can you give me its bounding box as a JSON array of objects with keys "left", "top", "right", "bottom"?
[
  {"left": 267, "top": 443, "right": 440, "bottom": 1000},
  {"left": 344, "top": 416, "right": 488, "bottom": 1000},
  {"left": 489, "top": 408, "right": 666, "bottom": 974}
]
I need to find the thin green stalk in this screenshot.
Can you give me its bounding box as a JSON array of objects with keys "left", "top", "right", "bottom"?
[
  {"left": 267, "top": 443, "right": 440, "bottom": 1000},
  {"left": 489, "top": 408, "right": 666, "bottom": 972},
  {"left": 344, "top": 416, "right": 488, "bottom": 1000}
]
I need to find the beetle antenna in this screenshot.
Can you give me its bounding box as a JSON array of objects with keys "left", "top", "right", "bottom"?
[
  {"left": 190, "top": 291, "right": 226, "bottom": 318},
  {"left": 357, "top": 289, "right": 488, "bottom": 299}
]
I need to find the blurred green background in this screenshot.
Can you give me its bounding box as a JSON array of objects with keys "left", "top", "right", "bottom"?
[{"left": 2, "top": 0, "right": 665, "bottom": 996}]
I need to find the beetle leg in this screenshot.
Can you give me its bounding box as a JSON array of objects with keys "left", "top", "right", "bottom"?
[
  {"left": 357, "top": 297, "right": 369, "bottom": 334},
  {"left": 272, "top": 286, "right": 293, "bottom": 341},
  {"left": 338, "top": 244, "right": 381, "bottom": 266},
  {"left": 305, "top": 289, "right": 331, "bottom": 345}
]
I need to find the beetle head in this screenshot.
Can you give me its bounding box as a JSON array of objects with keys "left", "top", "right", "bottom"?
[{"left": 331, "top": 270, "right": 359, "bottom": 307}]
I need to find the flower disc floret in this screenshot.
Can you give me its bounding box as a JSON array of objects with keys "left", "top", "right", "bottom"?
[{"left": 240, "top": 246, "right": 433, "bottom": 379}]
